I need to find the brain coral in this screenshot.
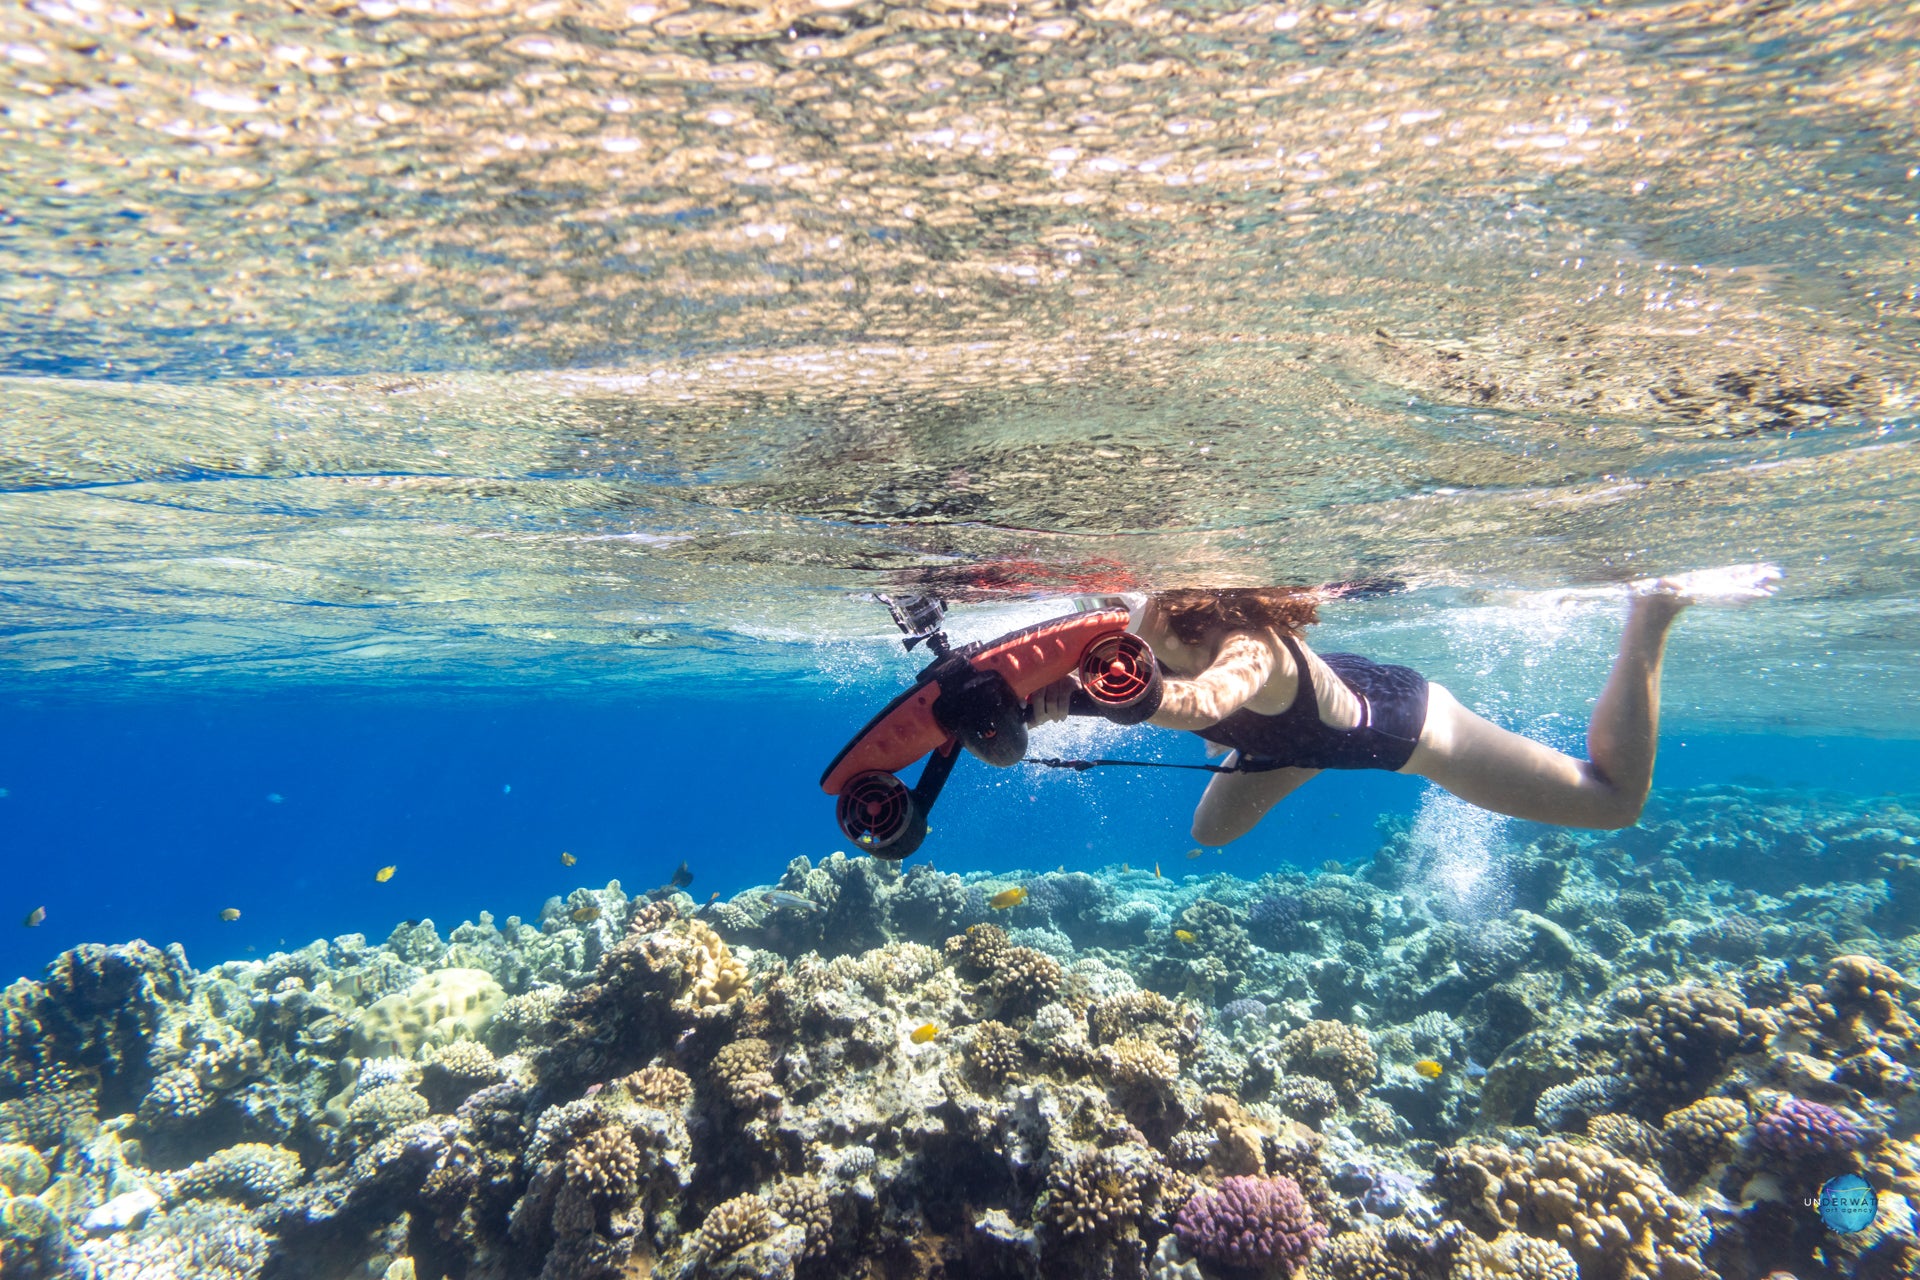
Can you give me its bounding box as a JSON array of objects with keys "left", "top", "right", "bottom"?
[
  {"left": 350, "top": 967, "right": 507, "bottom": 1059},
  {"left": 1277, "top": 1020, "right": 1378, "bottom": 1100},
  {"left": 1432, "top": 1139, "right": 1713, "bottom": 1280},
  {"left": 1173, "top": 1174, "right": 1325, "bottom": 1274}
]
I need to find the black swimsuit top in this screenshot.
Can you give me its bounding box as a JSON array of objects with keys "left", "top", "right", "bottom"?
[{"left": 1190, "top": 634, "right": 1430, "bottom": 773}]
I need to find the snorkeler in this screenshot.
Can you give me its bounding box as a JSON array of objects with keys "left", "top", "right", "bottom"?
[{"left": 1027, "top": 567, "right": 1781, "bottom": 844}]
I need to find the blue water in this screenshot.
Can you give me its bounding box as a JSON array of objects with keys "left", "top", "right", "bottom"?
[{"left": 6, "top": 685, "right": 1919, "bottom": 986}]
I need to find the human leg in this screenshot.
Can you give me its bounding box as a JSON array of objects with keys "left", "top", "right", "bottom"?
[
  {"left": 1191, "top": 763, "right": 1321, "bottom": 844},
  {"left": 1401, "top": 593, "right": 1687, "bottom": 828}
]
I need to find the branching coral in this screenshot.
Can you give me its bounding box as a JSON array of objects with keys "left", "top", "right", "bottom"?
[
  {"left": 1534, "top": 1075, "right": 1629, "bottom": 1132},
  {"left": 565, "top": 1125, "right": 642, "bottom": 1200},
  {"left": 1451, "top": 1230, "right": 1580, "bottom": 1280},
  {"left": 1304, "top": 1224, "right": 1432, "bottom": 1280},
  {"left": 1089, "top": 989, "right": 1198, "bottom": 1060},
  {"left": 1105, "top": 1037, "right": 1180, "bottom": 1095},
  {"left": 1586, "top": 1114, "right": 1662, "bottom": 1165},
  {"left": 967, "top": 1020, "right": 1024, "bottom": 1083},
  {"left": 1659, "top": 1097, "right": 1748, "bottom": 1182},
  {"left": 1754, "top": 1096, "right": 1865, "bottom": 1157},
  {"left": 1616, "top": 985, "right": 1772, "bottom": 1110},
  {"left": 769, "top": 1175, "right": 834, "bottom": 1261},
  {"left": 1040, "top": 1145, "right": 1169, "bottom": 1240},
  {"left": 1273, "top": 1074, "right": 1342, "bottom": 1125},
  {"left": 1432, "top": 1139, "right": 1713, "bottom": 1280},
  {"left": 698, "top": 1192, "right": 773, "bottom": 1258},
  {"left": 710, "top": 1038, "right": 781, "bottom": 1111},
  {"left": 161, "top": 1143, "right": 303, "bottom": 1204},
  {"left": 1173, "top": 1174, "right": 1325, "bottom": 1274},
  {"left": 1277, "top": 1020, "right": 1378, "bottom": 1101},
  {"left": 623, "top": 1064, "right": 693, "bottom": 1110}
]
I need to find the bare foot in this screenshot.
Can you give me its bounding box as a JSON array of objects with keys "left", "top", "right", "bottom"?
[{"left": 1630, "top": 562, "right": 1783, "bottom": 606}]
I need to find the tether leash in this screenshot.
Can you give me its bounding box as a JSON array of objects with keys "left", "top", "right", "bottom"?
[{"left": 1024, "top": 755, "right": 1287, "bottom": 775}]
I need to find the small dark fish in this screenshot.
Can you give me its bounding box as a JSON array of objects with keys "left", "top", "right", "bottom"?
[
  {"left": 402, "top": 918, "right": 422, "bottom": 928},
  {"left": 571, "top": 904, "right": 603, "bottom": 924},
  {"left": 23, "top": 906, "right": 45, "bottom": 928},
  {"left": 670, "top": 860, "right": 694, "bottom": 889}
]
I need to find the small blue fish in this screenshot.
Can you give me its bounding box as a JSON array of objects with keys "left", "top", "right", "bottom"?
[
  {"left": 763, "top": 890, "right": 824, "bottom": 914},
  {"left": 1464, "top": 1058, "right": 1489, "bottom": 1080}
]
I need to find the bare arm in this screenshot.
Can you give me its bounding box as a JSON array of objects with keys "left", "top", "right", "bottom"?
[{"left": 1148, "top": 632, "right": 1278, "bottom": 730}]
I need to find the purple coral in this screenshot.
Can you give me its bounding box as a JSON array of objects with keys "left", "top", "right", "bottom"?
[
  {"left": 1174, "top": 1175, "right": 1325, "bottom": 1273},
  {"left": 1756, "top": 1098, "right": 1864, "bottom": 1157}
]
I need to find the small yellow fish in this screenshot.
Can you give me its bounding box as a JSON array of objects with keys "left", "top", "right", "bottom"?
[
  {"left": 219, "top": 908, "right": 241, "bottom": 922},
  {"left": 1154, "top": 862, "right": 1162, "bottom": 879},
  {"left": 375, "top": 865, "right": 396, "bottom": 883},
  {"left": 910, "top": 1023, "right": 940, "bottom": 1044},
  {"left": 1186, "top": 848, "right": 1204, "bottom": 860},
  {"left": 571, "top": 905, "right": 602, "bottom": 923},
  {"left": 708, "top": 891, "right": 721, "bottom": 902},
  {"left": 988, "top": 887, "right": 1027, "bottom": 910},
  {"left": 1174, "top": 929, "right": 1197, "bottom": 944},
  {"left": 560, "top": 852, "right": 576, "bottom": 867},
  {"left": 1414, "top": 1059, "right": 1444, "bottom": 1079},
  {"left": 23, "top": 906, "right": 45, "bottom": 928}
]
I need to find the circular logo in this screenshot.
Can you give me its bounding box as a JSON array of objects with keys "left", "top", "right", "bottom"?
[{"left": 1818, "top": 1173, "right": 1878, "bottom": 1234}]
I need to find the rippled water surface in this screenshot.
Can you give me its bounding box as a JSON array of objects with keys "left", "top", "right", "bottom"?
[{"left": 1, "top": 0, "right": 1915, "bottom": 728}]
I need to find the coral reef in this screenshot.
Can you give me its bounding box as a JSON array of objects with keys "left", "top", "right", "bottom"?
[
  {"left": 1173, "top": 1174, "right": 1325, "bottom": 1273},
  {"left": 0, "top": 782, "right": 1916, "bottom": 1280}
]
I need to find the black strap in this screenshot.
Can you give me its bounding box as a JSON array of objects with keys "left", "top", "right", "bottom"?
[{"left": 1024, "top": 754, "right": 1290, "bottom": 775}]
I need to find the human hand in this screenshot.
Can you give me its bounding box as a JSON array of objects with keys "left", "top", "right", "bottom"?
[{"left": 1026, "top": 676, "right": 1077, "bottom": 726}]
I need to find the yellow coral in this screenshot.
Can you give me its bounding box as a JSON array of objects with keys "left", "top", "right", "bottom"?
[
  {"left": 681, "top": 920, "right": 748, "bottom": 1008},
  {"left": 350, "top": 968, "right": 507, "bottom": 1059}
]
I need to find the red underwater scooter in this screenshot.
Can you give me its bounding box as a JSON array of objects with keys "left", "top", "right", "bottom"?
[{"left": 820, "top": 596, "right": 1163, "bottom": 859}]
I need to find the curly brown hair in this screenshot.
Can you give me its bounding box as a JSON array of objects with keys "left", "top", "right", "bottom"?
[{"left": 1151, "top": 588, "right": 1320, "bottom": 646}]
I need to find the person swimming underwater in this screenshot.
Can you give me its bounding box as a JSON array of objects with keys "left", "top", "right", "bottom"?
[{"left": 1027, "top": 566, "right": 1781, "bottom": 844}]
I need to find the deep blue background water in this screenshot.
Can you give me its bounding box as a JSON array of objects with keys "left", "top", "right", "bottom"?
[{"left": 4, "top": 688, "right": 1919, "bottom": 986}]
